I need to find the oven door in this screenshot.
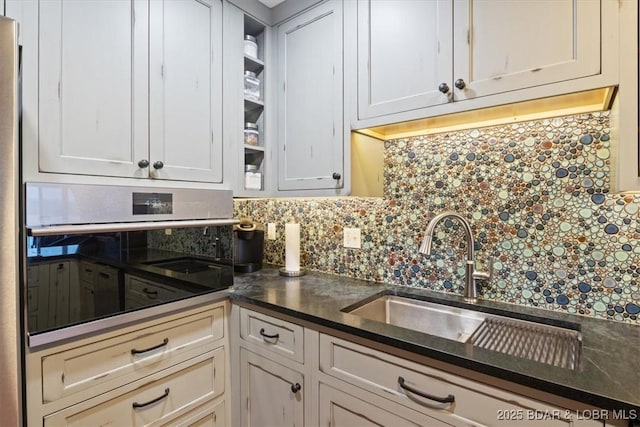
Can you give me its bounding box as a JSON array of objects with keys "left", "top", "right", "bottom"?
[{"left": 25, "top": 183, "right": 236, "bottom": 348}]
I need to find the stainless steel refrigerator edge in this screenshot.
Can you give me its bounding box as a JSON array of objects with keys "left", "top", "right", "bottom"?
[{"left": 0, "top": 16, "right": 23, "bottom": 426}]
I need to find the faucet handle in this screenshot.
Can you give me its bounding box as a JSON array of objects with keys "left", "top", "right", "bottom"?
[{"left": 472, "top": 256, "right": 493, "bottom": 282}]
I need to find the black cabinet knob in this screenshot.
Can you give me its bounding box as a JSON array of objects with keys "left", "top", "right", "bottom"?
[
  {"left": 332, "top": 172, "right": 341, "bottom": 180},
  {"left": 153, "top": 161, "right": 164, "bottom": 170},
  {"left": 291, "top": 383, "right": 301, "bottom": 393},
  {"left": 137, "top": 159, "right": 149, "bottom": 168},
  {"left": 438, "top": 82, "right": 450, "bottom": 94},
  {"left": 454, "top": 79, "right": 466, "bottom": 90}
]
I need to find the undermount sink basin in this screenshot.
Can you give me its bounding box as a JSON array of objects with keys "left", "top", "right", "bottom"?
[
  {"left": 347, "top": 295, "right": 484, "bottom": 343},
  {"left": 344, "top": 294, "right": 582, "bottom": 370}
]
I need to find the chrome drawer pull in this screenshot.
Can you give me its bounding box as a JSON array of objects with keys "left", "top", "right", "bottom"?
[
  {"left": 259, "top": 328, "right": 279, "bottom": 340},
  {"left": 131, "top": 338, "right": 169, "bottom": 355},
  {"left": 132, "top": 388, "right": 170, "bottom": 409},
  {"left": 398, "top": 376, "right": 455, "bottom": 404}
]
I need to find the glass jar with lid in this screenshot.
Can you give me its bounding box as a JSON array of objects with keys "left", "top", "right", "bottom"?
[
  {"left": 244, "top": 71, "right": 261, "bottom": 101},
  {"left": 244, "top": 35, "right": 258, "bottom": 59},
  {"left": 244, "top": 122, "right": 259, "bottom": 146},
  {"left": 244, "top": 164, "right": 262, "bottom": 190}
]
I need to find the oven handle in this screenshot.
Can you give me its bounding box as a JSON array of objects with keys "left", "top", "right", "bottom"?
[{"left": 28, "top": 218, "right": 240, "bottom": 236}]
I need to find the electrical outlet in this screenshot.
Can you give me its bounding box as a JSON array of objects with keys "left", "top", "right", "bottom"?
[
  {"left": 343, "top": 227, "right": 361, "bottom": 249},
  {"left": 267, "top": 223, "right": 276, "bottom": 240},
  {"left": 165, "top": 228, "right": 172, "bottom": 236}
]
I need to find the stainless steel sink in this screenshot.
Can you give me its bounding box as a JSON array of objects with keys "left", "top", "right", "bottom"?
[
  {"left": 344, "top": 295, "right": 582, "bottom": 370},
  {"left": 347, "top": 295, "right": 485, "bottom": 342}
]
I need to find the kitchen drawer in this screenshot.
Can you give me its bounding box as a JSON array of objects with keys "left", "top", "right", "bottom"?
[
  {"left": 319, "top": 381, "right": 450, "bottom": 427},
  {"left": 78, "top": 261, "right": 96, "bottom": 283},
  {"left": 126, "top": 275, "right": 183, "bottom": 303},
  {"left": 319, "top": 334, "right": 601, "bottom": 427},
  {"left": 162, "top": 398, "right": 226, "bottom": 427},
  {"left": 239, "top": 307, "right": 304, "bottom": 363},
  {"left": 42, "top": 304, "right": 224, "bottom": 403},
  {"left": 44, "top": 348, "right": 225, "bottom": 427}
]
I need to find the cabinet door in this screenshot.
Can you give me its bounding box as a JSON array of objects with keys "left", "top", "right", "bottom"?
[
  {"left": 357, "top": 0, "right": 452, "bottom": 119},
  {"left": 47, "top": 262, "right": 70, "bottom": 328},
  {"left": 149, "top": 0, "right": 223, "bottom": 183},
  {"left": 27, "top": 264, "right": 47, "bottom": 332},
  {"left": 240, "top": 348, "right": 304, "bottom": 427},
  {"left": 277, "top": 0, "right": 343, "bottom": 191},
  {"left": 94, "top": 265, "right": 120, "bottom": 316},
  {"left": 453, "top": 0, "right": 600, "bottom": 101},
  {"left": 79, "top": 283, "right": 95, "bottom": 321},
  {"left": 39, "top": 0, "right": 149, "bottom": 178}
]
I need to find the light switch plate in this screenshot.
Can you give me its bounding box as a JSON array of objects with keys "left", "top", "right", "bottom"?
[
  {"left": 267, "top": 223, "right": 276, "bottom": 240},
  {"left": 343, "top": 227, "right": 361, "bottom": 249}
]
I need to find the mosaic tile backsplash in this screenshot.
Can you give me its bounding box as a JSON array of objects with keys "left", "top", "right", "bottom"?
[{"left": 235, "top": 111, "right": 640, "bottom": 324}]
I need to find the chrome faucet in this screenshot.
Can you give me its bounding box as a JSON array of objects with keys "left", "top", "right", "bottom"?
[{"left": 419, "top": 211, "right": 492, "bottom": 302}]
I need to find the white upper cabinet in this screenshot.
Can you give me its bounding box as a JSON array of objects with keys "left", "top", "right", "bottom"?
[
  {"left": 453, "top": 0, "right": 600, "bottom": 101},
  {"left": 37, "top": 0, "right": 223, "bottom": 184},
  {"left": 357, "top": 0, "right": 452, "bottom": 118},
  {"left": 149, "top": 0, "right": 223, "bottom": 183},
  {"left": 277, "top": 0, "right": 344, "bottom": 192},
  {"left": 39, "top": 0, "right": 148, "bottom": 179},
  {"left": 612, "top": 0, "right": 640, "bottom": 192},
  {"left": 356, "top": 0, "right": 613, "bottom": 124}
]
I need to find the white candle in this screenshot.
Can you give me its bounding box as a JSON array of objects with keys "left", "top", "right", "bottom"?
[{"left": 285, "top": 222, "right": 300, "bottom": 272}]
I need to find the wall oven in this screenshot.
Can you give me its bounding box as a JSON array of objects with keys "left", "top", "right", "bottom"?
[{"left": 25, "top": 182, "right": 236, "bottom": 348}]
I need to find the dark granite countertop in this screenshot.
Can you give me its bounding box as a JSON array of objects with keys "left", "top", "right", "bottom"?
[{"left": 231, "top": 266, "right": 640, "bottom": 415}]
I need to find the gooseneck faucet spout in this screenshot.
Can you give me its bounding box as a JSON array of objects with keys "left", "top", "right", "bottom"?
[{"left": 419, "top": 211, "right": 492, "bottom": 302}]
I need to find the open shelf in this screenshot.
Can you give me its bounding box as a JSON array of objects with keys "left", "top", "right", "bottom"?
[
  {"left": 244, "top": 55, "right": 264, "bottom": 74},
  {"left": 242, "top": 14, "right": 267, "bottom": 192},
  {"left": 244, "top": 98, "right": 264, "bottom": 124},
  {"left": 244, "top": 144, "right": 265, "bottom": 152}
]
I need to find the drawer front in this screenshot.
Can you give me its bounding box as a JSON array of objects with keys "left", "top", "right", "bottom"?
[
  {"left": 163, "top": 399, "right": 226, "bottom": 427},
  {"left": 42, "top": 305, "right": 225, "bottom": 403},
  {"left": 127, "top": 275, "right": 183, "bottom": 302},
  {"left": 320, "top": 334, "right": 592, "bottom": 427},
  {"left": 320, "top": 381, "right": 451, "bottom": 427},
  {"left": 78, "top": 261, "right": 96, "bottom": 283},
  {"left": 45, "top": 348, "right": 225, "bottom": 427},
  {"left": 239, "top": 307, "right": 304, "bottom": 363}
]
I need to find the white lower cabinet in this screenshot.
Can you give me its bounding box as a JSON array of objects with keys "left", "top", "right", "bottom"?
[
  {"left": 26, "top": 301, "right": 229, "bottom": 427},
  {"left": 44, "top": 349, "right": 224, "bottom": 426},
  {"left": 234, "top": 306, "right": 308, "bottom": 427},
  {"left": 319, "top": 381, "right": 450, "bottom": 427},
  {"left": 166, "top": 399, "right": 227, "bottom": 427},
  {"left": 27, "top": 260, "right": 79, "bottom": 332},
  {"left": 238, "top": 306, "right": 304, "bottom": 363},
  {"left": 319, "top": 334, "right": 602, "bottom": 427},
  {"left": 239, "top": 348, "right": 304, "bottom": 427},
  {"left": 232, "top": 304, "right": 606, "bottom": 427},
  {"left": 125, "top": 274, "right": 186, "bottom": 310}
]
